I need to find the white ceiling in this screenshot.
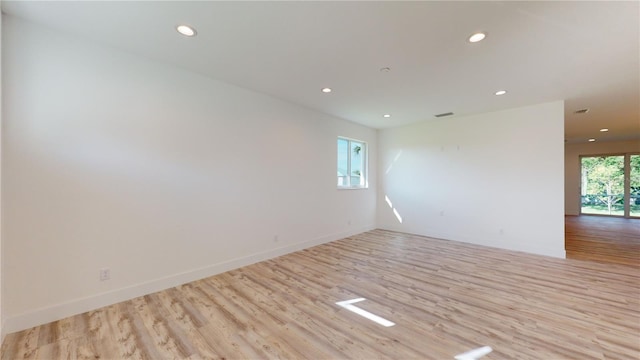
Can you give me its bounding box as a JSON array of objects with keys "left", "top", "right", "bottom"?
[{"left": 2, "top": 1, "right": 639, "bottom": 144}]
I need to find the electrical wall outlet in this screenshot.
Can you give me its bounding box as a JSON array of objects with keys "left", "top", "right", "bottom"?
[{"left": 100, "top": 268, "right": 111, "bottom": 281}]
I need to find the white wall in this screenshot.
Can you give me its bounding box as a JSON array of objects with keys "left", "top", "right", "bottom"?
[
  {"left": 1, "top": 16, "right": 377, "bottom": 333},
  {"left": 0, "top": 4, "right": 4, "bottom": 344},
  {"left": 377, "top": 101, "right": 565, "bottom": 258},
  {"left": 565, "top": 139, "right": 640, "bottom": 215}
]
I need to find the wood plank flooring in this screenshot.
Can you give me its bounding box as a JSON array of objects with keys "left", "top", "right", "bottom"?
[
  {"left": 2, "top": 229, "right": 639, "bottom": 359},
  {"left": 565, "top": 215, "right": 640, "bottom": 267}
]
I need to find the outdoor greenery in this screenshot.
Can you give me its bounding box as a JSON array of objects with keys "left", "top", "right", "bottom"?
[
  {"left": 581, "top": 155, "right": 640, "bottom": 216},
  {"left": 580, "top": 204, "right": 625, "bottom": 216},
  {"left": 352, "top": 145, "right": 362, "bottom": 176},
  {"left": 632, "top": 155, "right": 640, "bottom": 216},
  {"left": 632, "top": 155, "right": 640, "bottom": 195},
  {"left": 581, "top": 155, "right": 623, "bottom": 215}
]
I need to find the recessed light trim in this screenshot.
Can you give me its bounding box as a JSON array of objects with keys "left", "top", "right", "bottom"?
[
  {"left": 383, "top": 114, "right": 391, "bottom": 118},
  {"left": 574, "top": 108, "right": 589, "bottom": 114},
  {"left": 495, "top": 90, "right": 507, "bottom": 96},
  {"left": 176, "top": 25, "right": 197, "bottom": 37},
  {"left": 588, "top": 138, "right": 596, "bottom": 142},
  {"left": 468, "top": 32, "right": 486, "bottom": 43},
  {"left": 600, "top": 128, "right": 609, "bottom": 132},
  {"left": 321, "top": 87, "right": 332, "bottom": 93}
]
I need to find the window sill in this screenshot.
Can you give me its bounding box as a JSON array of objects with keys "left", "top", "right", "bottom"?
[{"left": 337, "top": 187, "right": 368, "bottom": 190}]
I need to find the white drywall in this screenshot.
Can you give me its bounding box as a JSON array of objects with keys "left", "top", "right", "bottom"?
[
  {"left": 377, "top": 101, "right": 565, "bottom": 258},
  {"left": 564, "top": 140, "right": 640, "bottom": 215},
  {"left": 0, "top": 5, "right": 4, "bottom": 344},
  {"left": 1, "top": 16, "right": 376, "bottom": 333}
]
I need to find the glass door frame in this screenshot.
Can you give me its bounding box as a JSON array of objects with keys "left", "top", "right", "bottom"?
[
  {"left": 579, "top": 152, "right": 639, "bottom": 219},
  {"left": 627, "top": 153, "right": 640, "bottom": 218}
]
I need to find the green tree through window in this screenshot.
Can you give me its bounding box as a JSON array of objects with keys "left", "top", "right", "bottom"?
[
  {"left": 631, "top": 155, "right": 640, "bottom": 216},
  {"left": 581, "top": 156, "right": 624, "bottom": 215}
]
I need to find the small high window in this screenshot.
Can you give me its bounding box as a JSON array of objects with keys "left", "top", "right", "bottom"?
[{"left": 337, "top": 137, "right": 367, "bottom": 188}]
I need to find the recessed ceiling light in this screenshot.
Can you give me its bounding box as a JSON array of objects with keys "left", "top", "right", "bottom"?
[
  {"left": 588, "top": 138, "right": 596, "bottom": 142},
  {"left": 383, "top": 114, "right": 391, "bottom": 118},
  {"left": 574, "top": 108, "right": 589, "bottom": 114},
  {"left": 495, "top": 90, "right": 507, "bottom": 96},
  {"left": 176, "top": 25, "right": 197, "bottom": 37},
  {"left": 321, "top": 87, "right": 332, "bottom": 93},
  {"left": 468, "top": 32, "right": 486, "bottom": 43},
  {"left": 600, "top": 128, "right": 609, "bottom": 132},
  {"left": 380, "top": 67, "right": 391, "bottom": 73}
]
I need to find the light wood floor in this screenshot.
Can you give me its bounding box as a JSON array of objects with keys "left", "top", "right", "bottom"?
[
  {"left": 2, "top": 229, "right": 639, "bottom": 359},
  {"left": 566, "top": 215, "right": 640, "bottom": 267}
]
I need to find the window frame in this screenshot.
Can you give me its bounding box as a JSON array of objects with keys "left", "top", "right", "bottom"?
[
  {"left": 337, "top": 136, "right": 368, "bottom": 189},
  {"left": 579, "top": 152, "right": 640, "bottom": 218}
]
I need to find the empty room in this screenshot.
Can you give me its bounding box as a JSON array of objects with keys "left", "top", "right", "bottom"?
[{"left": 1, "top": 1, "right": 639, "bottom": 359}]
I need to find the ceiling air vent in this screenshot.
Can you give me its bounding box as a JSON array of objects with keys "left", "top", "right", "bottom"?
[
  {"left": 435, "top": 112, "right": 454, "bottom": 118},
  {"left": 574, "top": 108, "right": 589, "bottom": 114}
]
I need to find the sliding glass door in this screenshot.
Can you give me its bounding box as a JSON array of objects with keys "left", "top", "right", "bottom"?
[
  {"left": 631, "top": 154, "right": 640, "bottom": 217},
  {"left": 581, "top": 153, "right": 640, "bottom": 218}
]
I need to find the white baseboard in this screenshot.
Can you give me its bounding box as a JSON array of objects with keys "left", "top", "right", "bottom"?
[
  {"left": 4, "top": 225, "right": 375, "bottom": 334},
  {"left": 377, "top": 226, "right": 566, "bottom": 259}
]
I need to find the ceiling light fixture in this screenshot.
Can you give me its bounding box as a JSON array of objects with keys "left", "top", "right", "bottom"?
[
  {"left": 383, "top": 114, "right": 391, "bottom": 118},
  {"left": 435, "top": 112, "right": 454, "bottom": 118},
  {"left": 495, "top": 90, "right": 507, "bottom": 96},
  {"left": 380, "top": 67, "right": 391, "bottom": 73},
  {"left": 600, "top": 128, "right": 609, "bottom": 132},
  {"left": 321, "top": 87, "right": 332, "bottom": 93},
  {"left": 468, "top": 32, "right": 486, "bottom": 43},
  {"left": 574, "top": 108, "right": 589, "bottom": 114},
  {"left": 588, "top": 138, "right": 596, "bottom": 142},
  {"left": 176, "top": 25, "right": 197, "bottom": 37}
]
